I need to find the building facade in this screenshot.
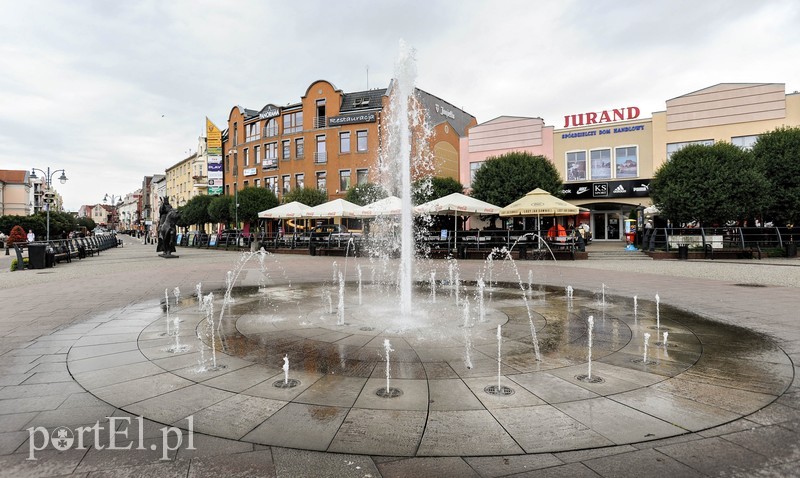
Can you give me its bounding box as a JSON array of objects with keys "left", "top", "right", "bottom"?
[
  {"left": 0, "top": 170, "right": 32, "bottom": 216},
  {"left": 222, "top": 79, "right": 475, "bottom": 205}
]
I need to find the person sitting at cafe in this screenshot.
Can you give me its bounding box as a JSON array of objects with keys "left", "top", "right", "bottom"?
[{"left": 547, "top": 223, "right": 567, "bottom": 241}]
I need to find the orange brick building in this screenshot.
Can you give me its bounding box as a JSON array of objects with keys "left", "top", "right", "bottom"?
[{"left": 222, "top": 79, "right": 475, "bottom": 201}]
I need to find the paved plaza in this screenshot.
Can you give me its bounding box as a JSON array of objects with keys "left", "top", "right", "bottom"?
[{"left": 0, "top": 238, "right": 798, "bottom": 477}]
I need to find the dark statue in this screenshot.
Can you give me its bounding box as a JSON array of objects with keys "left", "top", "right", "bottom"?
[{"left": 156, "top": 197, "right": 180, "bottom": 258}]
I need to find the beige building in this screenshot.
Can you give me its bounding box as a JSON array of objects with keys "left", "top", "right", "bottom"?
[
  {"left": 652, "top": 83, "right": 800, "bottom": 168},
  {"left": 0, "top": 170, "right": 32, "bottom": 216},
  {"left": 165, "top": 153, "right": 198, "bottom": 208}
]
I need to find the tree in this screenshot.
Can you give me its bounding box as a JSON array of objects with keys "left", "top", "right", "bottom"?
[
  {"left": 345, "top": 183, "right": 387, "bottom": 206},
  {"left": 282, "top": 187, "right": 328, "bottom": 207},
  {"left": 650, "top": 142, "right": 770, "bottom": 226},
  {"left": 42, "top": 211, "right": 77, "bottom": 238},
  {"left": 234, "top": 187, "right": 279, "bottom": 226},
  {"left": 76, "top": 216, "right": 96, "bottom": 231},
  {"left": 751, "top": 126, "right": 800, "bottom": 225},
  {"left": 179, "top": 194, "right": 214, "bottom": 230},
  {"left": 471, "top": 152, "right": 562, "bottom": 207},
  {"left": 412, "top": 176, "right": 464, "bottom": 205},
  {"left": 6, "top": 225, "right": 27, "bottom": 247},
  {"left": 208, "top": 195, "right": 233, "bottom": 228}
]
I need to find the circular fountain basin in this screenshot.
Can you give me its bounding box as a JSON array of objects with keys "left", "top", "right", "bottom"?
[{"left": 69, "top": 282, "right": 793, "bottom": 457}]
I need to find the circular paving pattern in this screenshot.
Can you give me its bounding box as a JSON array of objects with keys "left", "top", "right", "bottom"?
[{"left": 67, "top": 282, "right": 794, "bottom": 457}]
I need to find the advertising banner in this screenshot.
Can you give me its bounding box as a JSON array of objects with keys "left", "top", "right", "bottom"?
[{"left": 206, "top": 118, "right": 222, "bottom": 155}]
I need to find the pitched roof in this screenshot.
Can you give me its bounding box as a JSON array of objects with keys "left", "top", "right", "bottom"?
[
  {"left": 0, "top": 170, "right": 28, "bottom": 184},
  {"left": 340, "top": 88, "right": 387, "bottom": 113}
]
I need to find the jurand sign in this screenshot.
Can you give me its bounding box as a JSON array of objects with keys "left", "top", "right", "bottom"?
[{"left": 564, "top": 107, "right": 640, "bottom": 128}]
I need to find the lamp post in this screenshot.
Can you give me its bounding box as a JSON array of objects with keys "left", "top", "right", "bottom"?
[
  {"left": 103, "top": 194, "right": 121, "bottom": 230},
  {"left": 29, "top": 167, "right": 68, "bottom": 242}
]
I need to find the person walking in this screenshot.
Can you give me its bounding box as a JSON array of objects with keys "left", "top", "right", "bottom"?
[{"left": 27, "top": 229, "right": 35, "bottom": 243}]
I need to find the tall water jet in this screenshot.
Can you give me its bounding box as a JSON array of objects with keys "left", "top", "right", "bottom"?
[
  {"left": 337, "top": 272, "right": 345, "bottom": 326},
  {"left": 477, "top": 276, "right": 486, "bottom": 323},
  {"left": 587, "top": 315, "right": 594, "bottom": 379},
  {"left": 196, "top": 282, "right": 203, "bottom": 311},
  {"left": 357, "top": 264, "right": 363, "bottom": 305},
  {"left": 164, "top": 288, "right": 171, "bottom": 336},
  {"left": 655, "top": 293, "right": 661, "bottom": 329},
  {"left": 496, "top": 324, "right": 502, "bottom": 390},
  {"left": 377, "top": 339, "right": 400, "bottom": 398},
  {"left": 643, "top": 332, "right": 651, "bottom": 363},
  {"left": 662, "top": 331, "right": 669, "bottom": 347},
  {"left": 282, "top": 354, "right": 289, "bottom": 385},
  {"left": 429, "top": 271, "right": 436, "bottom": 302},
  {"left": 633, "top": 295, "right": 638, "bottom": 321}
]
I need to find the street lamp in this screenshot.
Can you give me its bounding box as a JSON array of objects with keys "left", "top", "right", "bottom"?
[
  {"left": 29, "top": 167, "right": 68, "bottom": 242},
  {"left": 103, "top": 194, "right": 121, "bottom": 230}
]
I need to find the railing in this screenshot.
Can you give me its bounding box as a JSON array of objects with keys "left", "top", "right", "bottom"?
[
  {"left": 643, "top": 226, "right": 796, "bottom": 253},
  {"left": 313, "top": 116, "right": 327, "bottom": 129},
  {"left": 314, "top": 152, "right": 327, "bottom": 164}
]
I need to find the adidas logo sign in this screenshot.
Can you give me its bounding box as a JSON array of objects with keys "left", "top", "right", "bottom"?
[{"left": 613, "top": 185, "right": 626, "bottom": 194}]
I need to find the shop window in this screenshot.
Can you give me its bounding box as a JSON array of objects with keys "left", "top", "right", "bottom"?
[
  {"left": 732, "top": 135, "right": 759, "bottom": 150},
  {"left": 590, "top": 149, "right": 612, "bottom": 179},
  {"left": 667, "top": 139, "right": 713, "bottom": 160},
  {"left": 615, "top": 146, "right": 638, "bottom": 178},
  {"left": 566, "top": 151, "right": 587, "bottom": 181}
]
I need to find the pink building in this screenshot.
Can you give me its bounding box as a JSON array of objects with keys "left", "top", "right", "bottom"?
[{"left": 459, "top": 116, "right": 554, "bottom": 192}]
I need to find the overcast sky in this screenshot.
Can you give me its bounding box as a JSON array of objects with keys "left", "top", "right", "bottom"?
[{"left": 2, "top": 0, "right": 798, "bottom": 211}]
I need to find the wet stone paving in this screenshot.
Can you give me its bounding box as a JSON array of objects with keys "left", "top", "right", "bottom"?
[{"left": 65, "top": 282, "right": 793, "bottom": 457}]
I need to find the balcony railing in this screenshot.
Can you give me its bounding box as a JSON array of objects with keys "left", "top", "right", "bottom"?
[
  {"left": 313, "top": 116, "right": 327, "bottom": 129},
  {"left": 314, "top": 152, "right": 327, "bottom": 164}
]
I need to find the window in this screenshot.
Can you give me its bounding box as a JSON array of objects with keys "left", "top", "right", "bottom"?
[
  {"left": 254, "top": 145, "right": 260, "bottom": 164},
  {"left": 282, "top": 175, "right": 291, "bottom": 194},
  {"left": 732, "top": 135, "right": 759, "bottom": 150},
  {"left": 356, "top": 169, "right": 369, "bottom": 185},
  {"left": 615, "top": 146, "right": 638, "bottom": 178},
  {"left": 339, "top": 131, "right": 351, "bottom": 154},
  {"left": 264, "top": 118, "right": 278, "bottom": 138},
  {"left": 254, "top": 179, "right": 260, "bottom": 188},
  {"left": 243, "top": 180, "right": 249, "bottom": 188},
  {"left": 245, "top": 123, "right": 260, "bottom": 142},
  {"left": 233, "top": 122, "right": 238, "bottom": 146},
  {"left": 469, "top": 162, "right": 484, "bottom": 186},
  {"left": 357, "top": 130, "right": 368, "bottom": 152},
  {"left": 566, "top": 151, "right": 587, "bottom": 181},
  {"left": 315, "top": 135, "right": 327, "bottom": 163},
  {"left": 263, "top": 143, "right": 278, "bottom": 170},
  {"left": 283, "top": 111, "right": 303, "bottom": 134},
  {"left": 243, "top": 148, "right": 249, "bottom": 166},
  {"left": 266, "top": 177, "right": 278, "bottom": 195},
  {"left": 339, "top": 170, "right": 351, "bottom": 192},
  {"left": 295, "top": 173, "right": 304, "bottom": 189},
  {"left": 282, "top": 140, "right": 291, "bottom": 160},
  {"left": 316, "top": 171, "right": 327, "bottom": 191},
  {"left": 590, "top": 149, "right": 611, "bottom": 179},
  {"left": 666, "top": 139, "right": 714, "bottom": 160},
  {"left": 295, "top": 138, "right": 304, "bottom": 159}
]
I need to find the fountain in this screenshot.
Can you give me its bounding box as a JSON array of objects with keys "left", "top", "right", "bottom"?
[{"left": 75, "top": 41, "right": 794, "bottom": 459}]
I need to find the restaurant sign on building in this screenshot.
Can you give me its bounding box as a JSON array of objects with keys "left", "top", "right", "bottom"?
[{"left": 328, "top": 112, "right": 377, "bottom": 126}]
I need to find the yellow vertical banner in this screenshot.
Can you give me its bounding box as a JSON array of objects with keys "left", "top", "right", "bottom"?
[{"left": 206, "top": 117, "right": 222, "bottom": 155}]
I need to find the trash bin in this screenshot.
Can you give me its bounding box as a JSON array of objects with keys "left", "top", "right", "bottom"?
[
  {"left": 27, "top": 243, "right": 47, "bottom": 269},
  {"left": 787, "top": 242, "right": 797, "bottom": 258},
  {"left": 677, "top": 244, "right": 689, "bottom": 260},
  {"left": 45, "top": 247, "right": 56, "bottom": 268}
]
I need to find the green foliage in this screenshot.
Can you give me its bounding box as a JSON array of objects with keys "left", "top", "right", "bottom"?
[
  {"left": 344, "top": 183, "right": 388, "bottom": 206},
  {"left": 650, "top": 142, "right": 770, "bottom": 225},
  {"left": 282, "top": 187, "right": 329, "bottom": 207},
  {"left": 40, "top": 211, "right": 77, "bottom": 238},
  {"left": 179, "top": 194, "right": 214, "bottom": 229},
  {"left": 412, "top": 176, "right": 464, "bottom": 205},
  {"left": 10, "top": 257, "right": 28, "bottom": 272},
  {"left": 752, "top": 126, "right": 800, "bottom": 225},
  {"left": 76, "top": 216, "right": 96, "bottom": 231},
  {"left": 208, "top": 195, "right": 233, "bottom": 227},
  {"left": 233, "top": 187, "right": 279, "bottom": 225},
  {"left": 471, "top": 152, "right": 563, "bottom": 207},
  {"left": 0, "top": 215, "right": 45, "bottom": 239}
]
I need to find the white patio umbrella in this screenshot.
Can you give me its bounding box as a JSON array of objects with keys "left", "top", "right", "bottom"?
[
  {"left": 415, "top": 192, "right": 501, "bottom": 247},
  {"left": 258, "top": 201, "right": 314, "bottom": 238},
  {"left": 357, "top": 196, "right": 403, "bottom": 218},
  {"left": 305, "top": 198, "right": 364, "bottom": 218}
]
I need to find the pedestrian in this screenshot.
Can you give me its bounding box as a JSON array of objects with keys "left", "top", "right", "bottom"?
[
  {"left": 27, "top": 229, "right": 35, "bottom": 243},
  {"left": 644, "top": 219, "right": 655, "bottom": 251}
]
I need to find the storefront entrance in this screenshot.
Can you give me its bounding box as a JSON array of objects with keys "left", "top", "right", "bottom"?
[{"left": 592, "top": 212, "right": 622, "bottom": 241}]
